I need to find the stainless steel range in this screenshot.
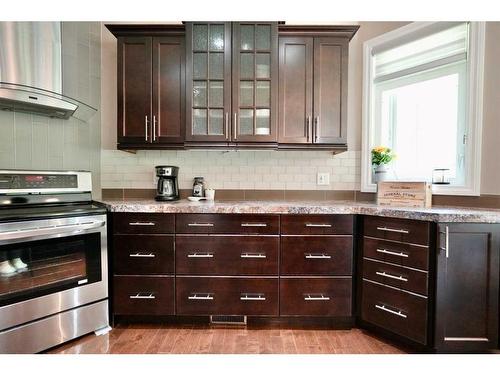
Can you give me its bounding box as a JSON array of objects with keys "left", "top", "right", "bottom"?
[{"left": 0, "top": 170, "right": 109, "bottom": 353}]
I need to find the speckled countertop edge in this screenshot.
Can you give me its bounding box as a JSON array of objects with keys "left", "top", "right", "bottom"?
[{"left": 99, "top": 199, "right": 500, "bottom": 223}]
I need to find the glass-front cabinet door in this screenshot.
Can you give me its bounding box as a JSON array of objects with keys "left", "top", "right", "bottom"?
[
  {"left": 186, "top": 22, "right": 232, "bottom": 142},
  {"left": 232, "top": 23, "right": 278, "bottom": 142}
]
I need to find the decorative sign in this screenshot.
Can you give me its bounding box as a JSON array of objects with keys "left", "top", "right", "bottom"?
[{"left": 377, "top": 181, "right": 432, "bottom": 208}]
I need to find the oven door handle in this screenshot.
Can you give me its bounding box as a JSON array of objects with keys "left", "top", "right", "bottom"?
[{"left": 0, "top": 220, "right": 106, "bottom": 242}]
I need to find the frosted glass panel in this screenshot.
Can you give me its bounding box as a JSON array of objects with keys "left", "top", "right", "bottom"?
[
  {"left": 256, "top": 81, "right": 270, "bottom": 107},
  {"left": 240, "top": 81, "right": 254, "bottom": 106},
  {"left": 240, "top": 54, "right": 254, "bottom": 79},
  {"left": 193, "top": 109, "right": 207, "bottom": 135},
  {"left": 193, "top": 25, "right": 208, "bottom": 50},
  {"left": 193, "top": 81, "right": 207, "bottom": 107},
  {"left": 209, "top": 24, "right": 225, "bottom": 51},
  {"left": 256, "top": 109, "right": 270, "bottom": 135},
  {"left": 209, "top": 109, "right": 224, "bottom": 135},
  {"left": 240, "top": 25, "right": 254, "bottom": 51},
  {"left": 193, "top": 53, "right": 207, "bottom": 79},
  {"left": 209, "top": 81, "right": 223, "bottom": 107},
  {"left": 239, "top": 109, "right": 254, "bottom": 135},
  {"left": 256, "top": 54, "right": 270, "bottom": 79},
  {"left": 256, "top": 25, "right": 271, "bottom": 50},
  {"left": 209, "top": 53, "right": 224, "bottom": 80}
]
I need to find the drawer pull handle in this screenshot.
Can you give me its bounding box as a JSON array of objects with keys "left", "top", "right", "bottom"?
[
  {"left": 188, "top": 223, "right": 214, "bottom": 227},
  {"left": 376, "top": 248, "right": 409, "bottom": 258},
  {"left": 187, "top": 252, "right": 214, "bottom": 258},
  {"left": 241, "top": 223, "right": 268, "bottom": 227},
  {"left": 129, "top": 253, "right": 156, "bottom": 258},
  {"left": 305, "top": 223, "right": 332, "bottom": 228},
  {"left": 376, "top": 271, "right": 408, "bottom": 282},
  {"left": 188, "top": 293, "right": 214, "bottom": 300},
  {"left": 129, "top": 293, "right": 155, "bottom": 300},
  {"left": 375, "top": 304, "right": 407, "bottom": 319},
  {"left": 129, "top": 222, "right": 156, "bottom": 226},
  {"left": 304, "top": 294, "right": 330, "bottom": 301},
  {"left": 240, "top": 293, "right": 266, "bottom": 301},
  {"left": 305, "top": 253, "right": 331, "bottom": 259},
  {"left": 376, "top": 226, "right": 409, "bottom": 234},
  {"left": 241, "top": 253, "right": 267, "bottom": 259}
]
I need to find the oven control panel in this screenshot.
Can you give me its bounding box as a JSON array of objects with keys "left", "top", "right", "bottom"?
[{"left": 0, "top": 173, "right": 78, "bottom": 190}]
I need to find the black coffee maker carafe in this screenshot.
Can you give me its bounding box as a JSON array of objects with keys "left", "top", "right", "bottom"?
[{"left": 155, "top": 166, "right": 179, "bottom": 201}]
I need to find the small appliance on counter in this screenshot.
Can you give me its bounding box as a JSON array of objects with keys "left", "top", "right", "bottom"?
[
  {"left": 192, "top": 177, "right": 205, "bottom": 197},
  {"left": 155, "top": 166, "right": 179, "bottom": 201}
]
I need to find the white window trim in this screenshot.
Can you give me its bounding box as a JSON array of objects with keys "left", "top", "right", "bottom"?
[{"left": 361, "top": 22, "right": 486, "bottom": 196}]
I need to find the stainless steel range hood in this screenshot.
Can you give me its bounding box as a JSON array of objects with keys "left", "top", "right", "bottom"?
[{"left": 0, "top": 22, "right": 96, "bottom": 121}]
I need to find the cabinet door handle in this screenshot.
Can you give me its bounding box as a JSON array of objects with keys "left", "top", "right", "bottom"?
[
  {"left": 145, "top": 115, "right": 149, "bottom": 142},
  {"left": 305, "top": 223, "right": 332, "bottom": 228},
  {"left": 129, "top": 293, "right": 155, "bottom": 300},
  {"left": 376, "top": 226, "right": 409, "bottom": 234},
  {"left": 240, "top": 293, "right": 266, "bottom": 301},
  {"left": 375, "top": 304, "right": 407, "bottom": 319},
  {"left": 241, "top": 223, "right": 268, "bottom": 227},
  {"left": 305, "top": 253, "right": 331, "bottom": 259},
  {"left": 153, "top": 115, "right": 157, "bottom": 142},
  {"left": 304, "top": 294, "right": 330, "bottom": 301},
  {"left": 306, "top": 116, "right": 311, "bottom": 142},
  {"left": 187, "top": 223, "right": 214, "bottom": 227},
  {"left": 376, "top": 248, "right": 409, "bottom": 258},
  {"left": 233, "top": 113, "right": 238, "bottom": 140},
  {"left": 314, "top": 116, "right": 319, "bottom": 142},
  {"left": 129, "top": 253, "right": 156, "bottom": 258},
  {"left": 375, "top": 271, "right": 408, "bottom": 282},
  {"left": 445, "top": 226, "right": 449, "bottom": 258},
  {"left": 187, "top": 252, "right": 214, "bottom": 258},
  {"left": 225, "top": 112, "right": 229, "bottom": 140},
  {"left": 188, "top": 293, "right": 214, "bottom": 300},
  {"left": 129, "top": 222, "right": 156, "bottom": 226},
  {"left": 240, "top": 253, "right": 267, "bottom": 259}
]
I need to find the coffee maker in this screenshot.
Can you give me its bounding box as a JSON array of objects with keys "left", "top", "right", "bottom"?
[{"left": 155, "top": 166, "right": 179, "bottom": 201}]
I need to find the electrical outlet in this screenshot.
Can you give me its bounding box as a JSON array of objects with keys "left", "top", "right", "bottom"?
[{"left": 317, "top": 172, "right": 330, "bottom": 186}]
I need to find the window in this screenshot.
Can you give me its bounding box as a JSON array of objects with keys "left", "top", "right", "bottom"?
[{"left": 362, "top": 22, "right": 485, "bottom": 195}]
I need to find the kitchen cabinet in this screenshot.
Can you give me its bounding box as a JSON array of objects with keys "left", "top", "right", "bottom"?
[
  {"left": 435, "top": 223, "right": 500, "bottom": 352},
  {"left": 109, "top": 25, "right": 185, "bottom": 149},
  {"left": 278, "top": 26, "right": 358, "bottom": 148},
  {"left": 185, "top": 22, "right": 278, "bottom": 145}
]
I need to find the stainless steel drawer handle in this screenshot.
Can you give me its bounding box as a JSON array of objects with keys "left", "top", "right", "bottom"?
[
  {"left": 129, "top": 293, "right": 155, "bottom": 300},
  {"left": 304, "top": 294, "right": 330, "bottom": 301},
  {"left": 305, "top": 253, "right": 332, "bottom": 259},
  {"left": 241, "top": 223, "right": 268, "bottom": 227},
  {"left": 188, "top": 223, "right": 214, "bottom": 227},
  {"left": 240, "top": 293, "right": 266, "bottom": 301},
  {"left": 376, "top": 248, "right": 409, "bottom": 258},
  {"left": 376, "top": 226, "right": 409, "bottom": 234},
  {"left": 241, "top": 253, "right": 267, "bottom": 259},
  {"left": 129, "top": 222, "right": 156, "bottom": 226},
  {"left": 376, "top": 271, "right": 408, "bottom": 282},
  {"left": 305, "top": 223, "right": 332, "bottom": 228},
  {"left": 375, "top": 304, "right": 407, "bottom": 319},
  {"left": 188, "top": 293, "right": 214, "bottom": 300},
  {"left": 129, "top": 253, "right": 156, "bottom": 258},
  {"left": 187, "top": 253, "right": 214, "bottom": 258}
]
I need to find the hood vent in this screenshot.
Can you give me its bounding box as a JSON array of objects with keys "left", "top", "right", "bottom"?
[{"left": 0, "top": 22, "right": 96, "bottom": 121}]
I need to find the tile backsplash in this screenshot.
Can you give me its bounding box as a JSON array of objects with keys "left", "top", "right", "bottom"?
[{"left": 101, "top": 149, "right": 361, "bottom": 191}]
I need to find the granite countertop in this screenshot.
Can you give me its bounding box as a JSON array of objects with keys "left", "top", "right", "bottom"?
[{"left": 100, "top": 199, "right": 500, "bottom": 223}]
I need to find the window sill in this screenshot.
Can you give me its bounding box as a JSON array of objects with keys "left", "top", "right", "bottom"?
[{"left": 362, "top": 182, "right": 481, "bottom": 197}]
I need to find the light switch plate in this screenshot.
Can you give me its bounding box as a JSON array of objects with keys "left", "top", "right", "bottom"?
[{"left": 317, "top": 172, "right": 330, "bottom": 185}]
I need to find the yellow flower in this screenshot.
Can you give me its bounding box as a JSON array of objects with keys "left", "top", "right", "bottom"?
[{"left": 373, "top": 146, "right": 386, "bottom": 153}]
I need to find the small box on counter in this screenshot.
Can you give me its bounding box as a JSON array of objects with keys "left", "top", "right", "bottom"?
[{"left": 377, "top": 181, "right": 432, "bottom": 208}]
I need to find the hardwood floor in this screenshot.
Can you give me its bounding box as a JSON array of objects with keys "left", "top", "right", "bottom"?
[{"left": 48, "top": 324, "right": 408, "bottom": 354}]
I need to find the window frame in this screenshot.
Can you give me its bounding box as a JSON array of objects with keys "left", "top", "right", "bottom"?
[{"left": 361, "top": 22, "right": 486, "bottom": 196}]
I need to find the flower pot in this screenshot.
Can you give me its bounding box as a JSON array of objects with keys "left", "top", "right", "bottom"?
[{"left": 373, "top": 164, "right": 391, "bottom": 183}]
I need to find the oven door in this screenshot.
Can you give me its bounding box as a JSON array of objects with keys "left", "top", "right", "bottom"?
[{"left": 0, "top": 214, "right": 108, "bottom": 331}]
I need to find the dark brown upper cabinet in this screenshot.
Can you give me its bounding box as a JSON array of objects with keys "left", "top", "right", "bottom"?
[
  {"left": 278, "top": 26, "right": 358, "bottom": 149},
  {"left": 435, "top": 223, "right": 500, "bottom": 352},
  {"left": 108, "top": 25, "right": 186, "bottom": 149},
  {"left": 185, "top": 22, "right": 278, "bottom": 146}
]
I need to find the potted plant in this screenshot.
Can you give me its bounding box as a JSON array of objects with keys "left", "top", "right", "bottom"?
[{"left": 371, "top": 146, "right": 396, "bottom": 182}]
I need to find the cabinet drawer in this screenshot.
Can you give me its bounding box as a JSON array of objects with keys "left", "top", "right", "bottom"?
[
  {"left": 176, "top": 277, "right": 279, "bottom": 316},
  {"left": 176, "top": 236, "right": 279, "bottom": 275},
  {"left": 364, "top": 216, "right": 429, "bottom": 246},
  {"left": 114, "top": 235, "right": 174, "bottom": 275},
  {"left": 280, "top": 277, "right": 352, "bottom": 317},
  {"left": 113, "top": 213, "right": 175, "bottom": 234},
  {"left": 363, "top": 258, "right": 428, "bottom": 296},
  {"left": 281, "top": 215, "right": 353, "bottom": 235},
  {"left": 176, "top": 214, "right": 279, "bottom": 234},
  {"left": 361, "top": 280, "right": 428, "bottom": 344},
  {"left": 281, "top": 236, "right": 352, "bottom": 276},
  {"left": 113, "top": 276, "right": 175, "bottom": 315},
  {"left": 363, "top": 237, "right": 429, "bottom": 271}
]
